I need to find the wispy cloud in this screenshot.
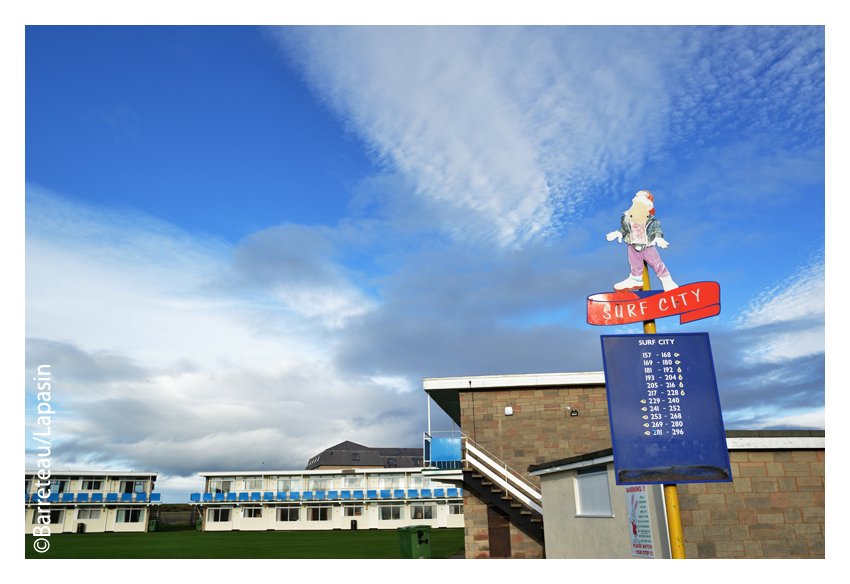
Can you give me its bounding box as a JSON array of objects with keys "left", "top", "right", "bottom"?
[{"left": 274, "top": 26, "right": 823, "bottom": 247}]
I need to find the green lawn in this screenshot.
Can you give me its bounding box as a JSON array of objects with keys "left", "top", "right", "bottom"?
[{"left": 25, "top": 527, "right": 465, "bottom": 559}]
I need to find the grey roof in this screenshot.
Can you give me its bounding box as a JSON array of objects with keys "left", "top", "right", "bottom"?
[{"left": 305, "top": 441, "right": 424, "bottom": 470}]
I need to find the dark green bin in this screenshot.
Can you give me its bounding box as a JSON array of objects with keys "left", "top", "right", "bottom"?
[
  {"left": 397, "top": 525, "right": 432, "bottom": 559},
  {"left": 148, "top": 519, "right": 158, "bottom": 532}
]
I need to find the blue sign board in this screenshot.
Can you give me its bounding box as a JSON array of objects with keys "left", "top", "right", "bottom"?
[{"left": 601, "top": 333, "right": 732, "bottom": 485}]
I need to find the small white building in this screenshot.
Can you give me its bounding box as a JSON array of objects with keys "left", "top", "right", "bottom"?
[
  {"left": 25, "top": 471, "right": 161, "bottom": 534},
  {"left": 190, "top": 467, "right": 464, "bottom": 532}
]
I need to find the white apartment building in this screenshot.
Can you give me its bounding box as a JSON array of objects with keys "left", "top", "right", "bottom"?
[
  {"left": 25, "top": 470, "right": 161, "bottom": 534},
  {"left": 190, "top": 467, "right": 463, "bottom": 532}
]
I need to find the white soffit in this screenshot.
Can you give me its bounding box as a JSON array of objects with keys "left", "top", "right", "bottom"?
[
  {"left": 726, "top": 437, "right": 824, "bottom": 450},
  {"left": 424, "top": 371, "right": 605, "bottom": 391}
]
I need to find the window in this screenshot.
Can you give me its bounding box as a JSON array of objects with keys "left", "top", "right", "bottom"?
[
  {"left": 352, "top": 454, "right": 360, "bottom": 461},
  {"left": 25, "top": 479, "right": 31, "bottom": 494},
  {"left": 277, "top": 477, "right": 302, "bottom": 492},
  {"left": 80, "top": 479, "right": 103, "bottom": 490},
  {"left": 76, "top": 509, "right": 101, "bottom": 520},
  {"left": 277, "top": 507, "right": 299, "bottom": 522},
  {"left": 575, "top": 465, "right": 613, "bottom": 517},
  {"left": 306, "top": 476, "right": 333, "bottom": 491},
  {"left": 210, "top": 478, "right": 235, "bottom": 494},
  {"left": 32, "top": 510, "right": 63, "bottom": 525},
  {"left": 387, "top": 458, "right": 397, "bottom": 467},
  {"left": 409, "top": 475, "right": 428, "bottom": 489},
  {"left": 49, "top": 480, "right": 68, "bottom": 493},
  {"left": 378, "top": 474, "right": 404, "bottom": 489},
  {"left": 242, "top": 507, "right": 262, "bottom": 518},
  {"left": 116, "top": 508, "right": 143, "bottom": 523},
  {"left": 342, "top": 475, "right": 364, "bottom": 489},
  {"left": 306, "top": 506, "right": 331, "bottom": 521},
  {"left": 449, "top": 504, "right": 463, "bottom": 515},
  {"left": 410, "top": 504, "right": 435, "bottom": 520},
  {"left": 120, "top": 480, "right": 146, "bottom": 494},
  {"left": 208, "top": 508, "right": 232, "bottom": 522},
  {"left": 244, "top": 477, "right": 263, "bottom": 490},
  {"left": 379, "top": 505, "right": 403, "bottom": 521},
  {"left": 343, "top": 506, "right": 363, "bottom": 517}
]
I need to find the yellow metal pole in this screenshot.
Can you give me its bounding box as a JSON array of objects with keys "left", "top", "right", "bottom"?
[{"left": 642, "top": 262, "right": 685, "bottom": 559}]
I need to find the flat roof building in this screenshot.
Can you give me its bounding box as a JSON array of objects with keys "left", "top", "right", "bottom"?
[{"left": 25, "top": 470, "right": 161, "bottom": 534}]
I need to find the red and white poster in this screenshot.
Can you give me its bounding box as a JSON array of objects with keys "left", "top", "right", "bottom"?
[{"left": 626, "top": 485, "right": 654, "bottom": 558}]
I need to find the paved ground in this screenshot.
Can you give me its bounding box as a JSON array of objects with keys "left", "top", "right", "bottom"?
[{"left": 448, "top": 551, "right": 465, "bottom": 559}]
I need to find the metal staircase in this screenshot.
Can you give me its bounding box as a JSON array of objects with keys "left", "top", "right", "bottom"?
[{"left": 426, "top": 432, "right": 545, "bottom": 546}]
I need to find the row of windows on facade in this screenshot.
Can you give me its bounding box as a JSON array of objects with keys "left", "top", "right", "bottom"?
[
  {"left": 26, "top": 479, "right": 148, "bottom": 494},
  {"left": 207, "top": 503, "right": 463, "bottom": 523},
  {"left": 31, "top": 508, "right": 145, "bottom": 524},
  {"left": 209, "top": 475, "right": 449, "bottom": 493}
]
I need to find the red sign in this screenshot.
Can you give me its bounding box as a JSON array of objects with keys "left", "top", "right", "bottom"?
[{"left": 587, "top": 282, "right": 720, "bottom": 326}]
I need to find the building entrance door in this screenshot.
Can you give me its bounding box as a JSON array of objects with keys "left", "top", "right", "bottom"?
[{"left": 487, "top": 505, "right": 511, "bottom": 558}]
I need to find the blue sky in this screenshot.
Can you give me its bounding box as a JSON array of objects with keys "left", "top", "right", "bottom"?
[{"left": 24, "top": 25, "right": 825, "bottom": 502}]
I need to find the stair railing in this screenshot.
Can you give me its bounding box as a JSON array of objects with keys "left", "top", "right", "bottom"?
[{"left": 461, "top": 436, "right": 543, "bottom": 514}]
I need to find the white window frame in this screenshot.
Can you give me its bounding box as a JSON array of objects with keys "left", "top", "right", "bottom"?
[
  {"left": 244, "top": 477, "right": 264, "bottom": 490},
  {"left": 378, "top": 474, "right": 404, "bottom": 490},
  {"left": 208, "top": 507, "right": 232, "bottom": 522},
  {"left": 449, "top": 503, "right": 463, "bottom": 515},
  {"left": 116, "top": 508, "right": 144, "bottom": 523},
  {"left": 80, "top": 479, "right": 104, "bottom": 491},
  {"left": 242, "top": 506, "right": 263, "bottom": 518},
  {"left": 410, "top": 503, "right": 435, "bottom": 520},
  {"left": 32, "top": 509, "right": 63, "bottom": 525},
  {"left": 76, "top": 508, "right": 102, "bottom": 520},
  {"left": 343, "top": 506, "right": 364, "bottom": 517},
  {"left": 277, "top": 507, "right": 300, "bottom": 522},
  {"left": 306, "top": 476, "right": 333, "bottom": 492},
  {"left": 120, "top": 480, "right": 147, "bottom": 494},
  {"left": 378, "top": 505, "right": 404, "bottom": 521},
  {"left": 574, "top": 466, "right": 614, "bottom": 518},
  {"left": 342, "top": 475, "right": 364, "bottom": 489},
  {"left": 49, "top": 479, "right": 69, "bottom": 493},
  {"left": 277, "top": 477, "right": 302, "bottom": 492},
  {"left": 306, "top": 506, "right": 332, "bottom": 521},
  {"left": 210, "top": 478, "right": 235, "bottom": 494},
  {"left": 408, "top": 475, "right": 429, "bottom": 489}
]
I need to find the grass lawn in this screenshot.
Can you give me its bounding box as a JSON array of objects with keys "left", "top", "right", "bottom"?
[{"left": 25, "top": 527, "right": 465, "bottom": 559}]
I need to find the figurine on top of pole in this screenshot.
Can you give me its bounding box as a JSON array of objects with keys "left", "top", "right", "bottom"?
[{"left": 606, "top": 190, "right": 678, "bottom": 293}]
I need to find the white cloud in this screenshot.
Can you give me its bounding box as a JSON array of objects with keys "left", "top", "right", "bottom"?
[{"left": 25, "top": 187, "right": 419, "bottom": 475}]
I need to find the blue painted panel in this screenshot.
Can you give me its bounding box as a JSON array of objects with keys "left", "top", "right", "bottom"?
[
  {"left": 408, "top": 489, "right": 418, "bottom": 498},
  {"left": 302, "top": 492, "right": 314, "bottom": 500},
  {"left": 250, "top": 492, "right": 261, "bottom": 501},
  {"left": 77, "top": 493, "right": 89, "bottom": 502},
  {"left": 150, "top": 493, "right": 162, "bottom": 502},
  {"left": 341, "top": 490, "right": 351, "bottom": 499},
  {"left": 447, "top": 488, "right": 458, "bottom": 497},
  {"left": 431, "top": 437, "right": 462, "bottom": 462},
  {"left": 277, "top": 492, "right": 287, "bottom": 500},
  {"left": 136, "top": 493, "right": 147, "bottom": 502},
  {"left": 434, "top": 488, "right": 445, "bottom": 497},
  {"left": 92, "top": 493, "right": 103, "bottom": 502},
  {"left": 226, "top": 492, "right": 237, "bottom": 501},
  {"left": 352, "top": 490, "right": 363, "bottom": 499},
  {"left": 327, "top": 491, "right": 338, "bottom": 500},
  {"left": 380, "top": 490, "right": 391, "bottom": 498},
  {"left": 601, "top": 333, "right": 733, "bottom": 485},
  {"left": 121, "top": 493, "right": 133, "bottom": 502},
  {"left": 201, "top": 493, "right": 212, "bottom": 502},
  {"left": 394, "top": 489, "right": 405, "bottom": 499},
  {"left": 315, "top": 491, "right": 326, "bottom": 500},
  {"left": 214, "top": 493, "right": 224, "bottom": 502},
  {"left": 62, "top": 493, "right": 75, "bottom": 502},
  {"left": 366, "top": 490, "right": 377, "bottom": 499},
  {"left": 420, "top": 489, "right": 431, "bottom": 498},
  {"left": 263, "top": 492, "right": 274, "bottom": 501},
  {"left": 238, "top": 492, "right": 249, "bottom": 501},
  {"left": 289, "top": 492, "right": 301, "bottom": 501},
  {"left": 48, "top": 493, "right": 60, "bottom": 502}
]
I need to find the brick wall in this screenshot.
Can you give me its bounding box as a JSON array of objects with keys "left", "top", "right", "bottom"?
[
  {"left": 458, "top": 383, "right": 609, "bottom": 558},
  {"left": 462, "top": 489, "right": 544, "bottom": 558},
  {"left": 678, "top": 449, "right": 825, "bottom": 558},
  {"left": 458, "top": 384, "right": 611, "bottom": 488}
]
